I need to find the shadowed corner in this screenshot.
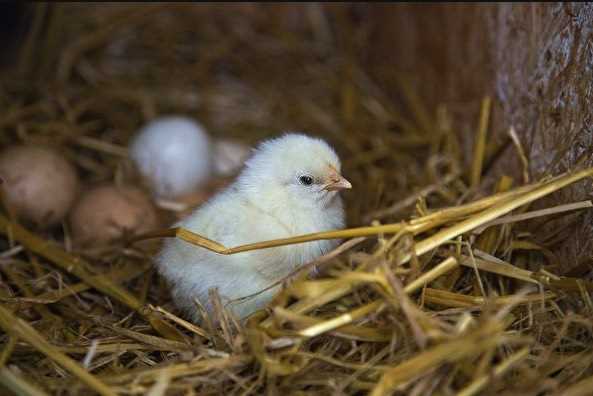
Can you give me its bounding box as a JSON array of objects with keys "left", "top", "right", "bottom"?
[{"left": 0, "top": 3, "right": 34, "bottom": 68}]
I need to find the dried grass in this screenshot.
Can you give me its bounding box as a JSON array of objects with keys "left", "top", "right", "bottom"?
[{"left": 1, "top": 4, "right": 593, "bottom": 396}]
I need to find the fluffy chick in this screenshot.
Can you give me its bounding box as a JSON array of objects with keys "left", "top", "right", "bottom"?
[{"left": 156, "top": 133, "right": 351, "bottom": 322}]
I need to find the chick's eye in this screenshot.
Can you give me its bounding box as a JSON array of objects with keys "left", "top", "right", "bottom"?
[{"left": 299, "top": 175, "right": 314, "bottom": 186}]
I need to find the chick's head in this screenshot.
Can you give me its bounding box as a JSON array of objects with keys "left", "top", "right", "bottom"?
[{"left": 237, "top": 133, "right": 351, "bottom": 210}]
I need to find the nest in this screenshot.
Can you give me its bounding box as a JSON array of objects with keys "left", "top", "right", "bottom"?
[{"left": 1, "top": 4, "right": 593, "bottom": 395}]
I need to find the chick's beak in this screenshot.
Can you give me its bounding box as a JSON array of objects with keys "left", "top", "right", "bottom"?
[{"left": 324, "top": 172, "right": 352, "bottom": 191}]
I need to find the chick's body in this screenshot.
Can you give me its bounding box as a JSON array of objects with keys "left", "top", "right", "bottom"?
[{"left": 156, "top": 133, "right": 350, "bottom": 322}]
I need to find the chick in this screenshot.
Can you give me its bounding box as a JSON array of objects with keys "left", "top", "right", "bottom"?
[{"left": 156, "top": 133, "right": 351, "bottom": 322}]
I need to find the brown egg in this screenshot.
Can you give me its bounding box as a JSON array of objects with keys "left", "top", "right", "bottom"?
[
  {"left": 0, "top": 145, "right": 79, "bottom": 228},
  {"left": 69, "top": 184, "right": 159, "bottom": 247}
]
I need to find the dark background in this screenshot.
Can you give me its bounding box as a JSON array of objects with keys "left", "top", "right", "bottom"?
[{"left": 2, "top": 2, "right": 592, "bottom": 271}]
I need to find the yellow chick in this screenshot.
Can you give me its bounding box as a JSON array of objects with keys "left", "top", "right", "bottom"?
[{"left": 156, "top": 133, "right": 351, "bottom": 322}]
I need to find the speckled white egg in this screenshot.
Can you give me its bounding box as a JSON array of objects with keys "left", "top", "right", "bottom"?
[
  {"left": 130, "top": 116, "right": 212, "bottom": 198},
  {"left": 212, "top": 138, "right": 252, "bottom": 177}
]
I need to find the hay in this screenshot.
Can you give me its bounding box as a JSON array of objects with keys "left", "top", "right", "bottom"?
[{"left": 1, "top": 4, "right": 593, "bottom": 395}]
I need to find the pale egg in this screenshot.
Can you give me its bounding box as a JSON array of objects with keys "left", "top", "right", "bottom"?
[
  {"left": 130, "top": 116, "right": 212, "bottom": 198},
  {"left": 212, "top": 138, "right": 251, "bottom": 177}
]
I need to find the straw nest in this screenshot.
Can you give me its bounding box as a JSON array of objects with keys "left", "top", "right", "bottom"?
[{"left": 1, "top": 4, "right": 593, "bottom": 396}]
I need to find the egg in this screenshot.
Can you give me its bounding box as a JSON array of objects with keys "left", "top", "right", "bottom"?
[
  {"left": 212, "top": 138, "right": 252, "bottom": 177},
  {"left": 69, "top": 184, "right": 159, "bottom": 247},
  {"left": 0, "top": 145, "right": 79, "bottom": 228},
  {"left": 129, "top": 116, "right": 212, "bottom": 199},
  {"left": 155, "top": 177, "right": 233, "bottom": 218}
]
